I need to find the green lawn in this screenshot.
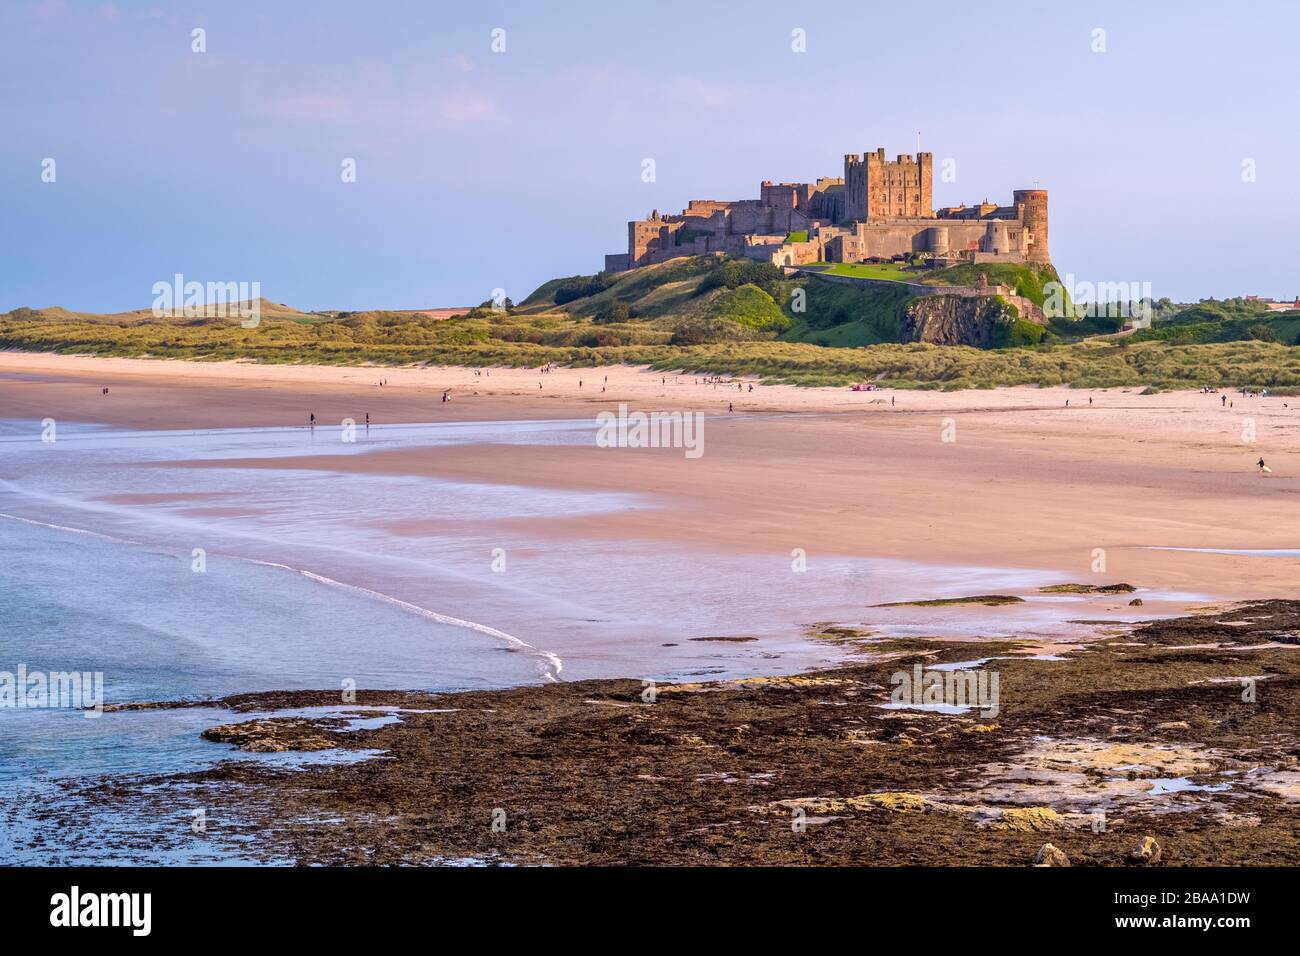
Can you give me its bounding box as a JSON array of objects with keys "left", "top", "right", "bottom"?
[
  {"left": 784, "top": 230, "right": 809, "bottom": 243},
  {"left": 802, "top": 262, "right": 914, "bottom": 282}
]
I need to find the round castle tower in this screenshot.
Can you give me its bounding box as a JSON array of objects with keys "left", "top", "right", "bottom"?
[{"left": 1013, "top": 189, "right": 1049, "bottom": 263}]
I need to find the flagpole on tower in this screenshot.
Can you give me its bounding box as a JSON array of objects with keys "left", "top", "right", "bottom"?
[{"left": 917, "top": 130, "right": 921, "bottom": 153}]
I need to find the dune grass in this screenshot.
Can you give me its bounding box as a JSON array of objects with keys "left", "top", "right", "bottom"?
[{"left": 7, "top": 308, "right": 1300, "bottom": 391}]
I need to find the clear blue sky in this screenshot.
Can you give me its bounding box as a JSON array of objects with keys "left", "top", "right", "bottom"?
[{"left": 2, "top": 0, "right": 1296, "bottom": 312}]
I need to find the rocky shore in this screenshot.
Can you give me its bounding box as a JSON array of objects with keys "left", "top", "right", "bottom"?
[{"left": 42, "top": 602, "right": 1300, "bottom": 866}]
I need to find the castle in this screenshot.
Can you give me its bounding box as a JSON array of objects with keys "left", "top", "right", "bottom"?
[{"left": 605, "top": 148, "right": 1048, "bottom": 272}]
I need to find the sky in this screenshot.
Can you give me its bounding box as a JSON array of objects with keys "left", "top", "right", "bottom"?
[{"left": 1, "top": 0, "right": 1297, "bottom": 313}]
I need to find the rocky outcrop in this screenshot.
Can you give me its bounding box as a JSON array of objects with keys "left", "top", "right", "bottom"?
[
  {"left": 901, "top": 294, "right": 1017, "bottom": 347},
  {"left": 202, "top": 718, "right": 340, "bottom": 753}
]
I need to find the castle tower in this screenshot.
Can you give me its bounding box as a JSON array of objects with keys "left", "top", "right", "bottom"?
[
  {"left": 843, "top": 148, "right": 933, "bottom": 221},
  {"left": 1013, "top": 189, "right": 1049, "bottom": 262},
  {"left": 843, "top": 153, "right": 868, "bottom": 220}
]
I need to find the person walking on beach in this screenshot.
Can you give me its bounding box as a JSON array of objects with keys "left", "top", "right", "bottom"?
[
  {"left": 1259, "top": 457, "right": 1271, "bottom": 474},
  {"left": 365, "top": 413, "right": 370, "bottom": 427},
  {"left": 309, "top": 413, "right": 315, "bottom": 427},
  {"left": 728, "top": 402, "right": 734, "bottom": 413},
  {"left": 1222, "top": 395, "right": 1227, "bottom": 407}
]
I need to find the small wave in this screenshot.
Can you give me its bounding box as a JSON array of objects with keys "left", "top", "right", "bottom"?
[
  {"left": 0, "top": 509, "right": 563, "bottom": 682},
  {"left": 244, "top": 558, "right": 563, "bottom": 682},
  {"left": 0, "top": 511, "right": 139, "bottom": 545}
]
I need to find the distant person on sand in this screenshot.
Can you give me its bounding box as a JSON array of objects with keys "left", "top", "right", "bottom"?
[
  {"left": 1258, "top": 457, "right": 1271, "bottom": 474},
  {"left": 1222, "top": 395, "right": 1227, "bottom": 407},
  {"left": 728, "top": 402, "right": 733, "bottom": 413},
  {"left": 365, "top": 413, "right": 370, "bottom": 426},
  {"left": 309, "top": 413, "right": 315, "bottom": 427}
]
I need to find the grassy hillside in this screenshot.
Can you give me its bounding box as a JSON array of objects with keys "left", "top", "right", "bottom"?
[
  {"left": 1129, "top": 299, "right": 1300, "bottom": 345},
  {"left": 781, "top": 279, "right": 911, "bottom": 346},
  {"left": 918, "top": 261, "right": 1063, "bottom": 306},
  {"left": 7, "top": 305, "right": 1300, "bottom": 391},
  {"left": 6, "top": 257, "right": 1300, "bottom": 391},
  {"left": 2, "top": 299, "right": 317, "bottom": 325}
]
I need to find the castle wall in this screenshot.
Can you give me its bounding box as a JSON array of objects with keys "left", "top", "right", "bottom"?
[
  {"left": 814, "top": 216, "right": 1030, "bottom": 263},
  {"left": 751, "top": 238, "right": 821, "bottom": 268}
]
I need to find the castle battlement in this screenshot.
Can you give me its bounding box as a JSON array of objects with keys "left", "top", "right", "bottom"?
[{"left": 605, "top": 145, "right": 1048, "bottom": 274}]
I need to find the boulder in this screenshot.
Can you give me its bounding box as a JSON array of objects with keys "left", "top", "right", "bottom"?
[
  {"left": 1127, "top": 836, "right": 1163, "bottom": 865},
  {"left": 1034, "top": 843, "right": 1070, "bottom": 867}
]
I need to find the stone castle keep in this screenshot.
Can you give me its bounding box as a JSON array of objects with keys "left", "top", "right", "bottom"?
[{"left": 605, "top": 148, "right": 1048, "bottom": 272}]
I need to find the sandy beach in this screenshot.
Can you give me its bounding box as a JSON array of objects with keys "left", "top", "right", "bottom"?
[{"left": 4, "top": 351, "right": 1298, "bottom": 601}]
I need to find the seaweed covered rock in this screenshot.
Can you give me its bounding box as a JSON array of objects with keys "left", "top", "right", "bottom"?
[{"left": 202, "top": 717, "right": 339, "bottom": 753}]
